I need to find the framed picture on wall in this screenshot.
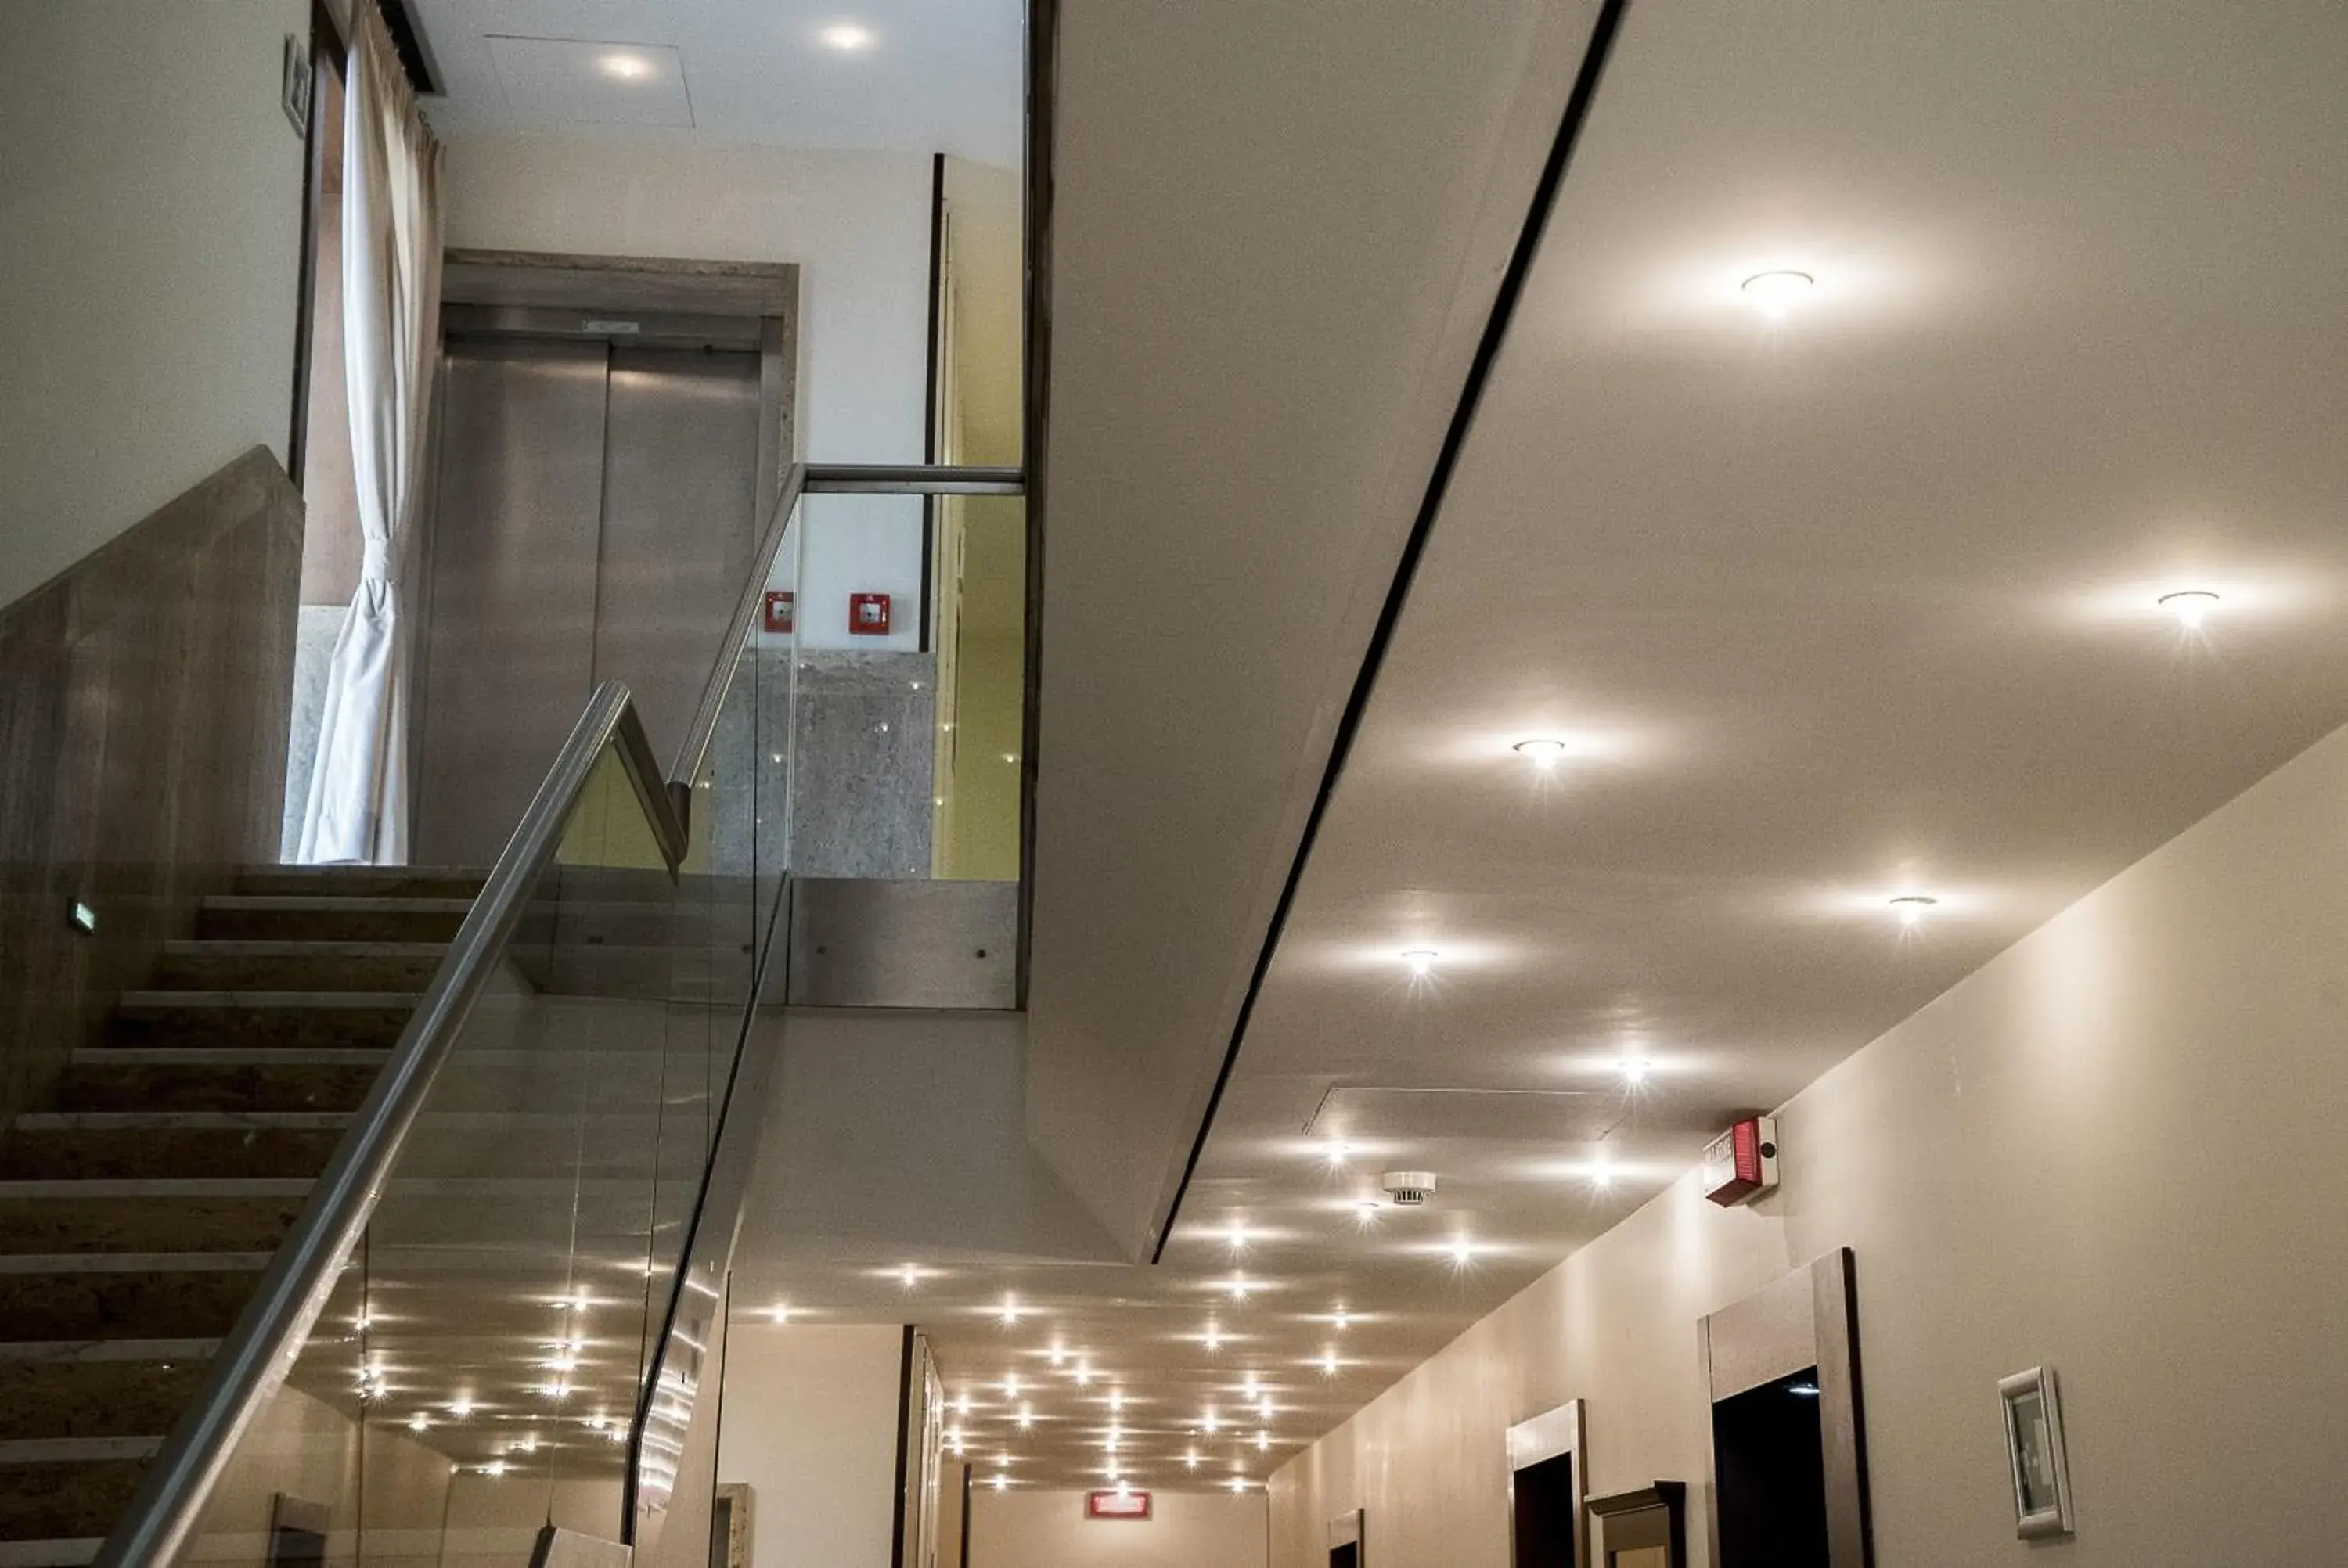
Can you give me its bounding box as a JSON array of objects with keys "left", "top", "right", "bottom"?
[{"left": 1997, "top": 1366, "right": 2074, "bottom": 1539}]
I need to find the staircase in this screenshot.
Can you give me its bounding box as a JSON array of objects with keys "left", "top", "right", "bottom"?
[{"left": 0, "top": 865, "right": 481, "bottom": 1563}]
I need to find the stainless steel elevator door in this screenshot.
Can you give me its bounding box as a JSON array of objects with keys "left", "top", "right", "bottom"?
[
  {"left": 417, "top": 340, "right": 609, "bottom": 867},
  {"left": 416, "top": 339, "right": 763, "bottom": 865},
  {"left": 595, "top": 347, "right": 762, "bottom": 769}
]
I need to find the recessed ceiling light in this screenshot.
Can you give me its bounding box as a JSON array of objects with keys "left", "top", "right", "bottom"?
[
  {"left": 992, "top": 1473, "right": 1009, "bottom": 1491},
  {"left": 1355, "top": 1199, "right": 1384, "bottom": 1226},
  {"left": 998, "top": 1293, "right": 1022, "bottom": 1326},
  {"left": 1323, "top": 1138, "right": 1351, "bottom": 1167},
  {"left": 1185, "top": 1449, "right": 1201, "bottom": 1469},
  {"left": 1619, "top": 1057, "right": 1651, "bottom": 1086},
  {"left": 1255, "top": 1430, "right": 1271, "bottom": 1451},
  {"left": 1511, "top": 737, "right": 1570, "bottom": 768},
  {"left": 1225, "top": 1223, "right": 1251, "bottom": 1252},
  {"left": 1229, "top": 1477, "right": 1251, "bottom": 1494},
  {"left": 1320, "top": 1349, "right": 1339, "bottom": 1376},
  {"left": 1448, "top": 1237, "right": 1477, "bottom": 1267},
  {"left": 1002, "top": 1374, "right": 1022, "bottom": 1397},
  {"left": 1017, "top": 1402, "right": 1033, "bottom": 1429},
  {"left": 817, "top": 21, "right": 875, "bottom": 51},
  {"left": 1586, "top": 1156, "right": 1615, "bottom": 1190},
  {"left": 1400, "top": 949, "right": 1439, "bottom": 976},
  {"left": 1741, "top": 269, "right": 1814, "bottom": 321},
  {"left": 598, "top": 52, "right": 651, "bottom": 81},
  {"left": 1889, "top": 894, "right": 1939, "bottom": 926},
  {"left": 898, "top": 1264, "right": 923, "bottom": 1289},
  {"left": 2158, "top": 589, "right": 2220, "bottom": 629},
  {"left": 766, "top": 1302, "right": 791, "bottom": 1324}
]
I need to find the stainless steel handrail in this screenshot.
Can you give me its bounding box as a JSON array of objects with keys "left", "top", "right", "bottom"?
[
  {"left": 102, "top": 459, "right": 1027, "bottom": 1565},
  {"left": 668, "top": 462, "right": 809, "bottom": 801},
  {"left": 97, "top": 685, "right": 673, "bottom": 1567}
]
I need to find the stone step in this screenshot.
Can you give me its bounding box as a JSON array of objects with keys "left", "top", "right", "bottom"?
[
  {"left": 52, "top": 1052, "right": 387, "bottom": 1116},
  {"left": 107, "top": 993, "right": 420, "bottom": 1052},
  {"left": 0, "top": 1359, "right": 207, "bottom": 1444},
  {"left": 196, "top": 895, "right": 472, "bottom": 944},
  {"left": 0, "top": 1458, "right": 144, "bottom": 1546},
  {"left": 0, "top": 1185, "right": 311, "bottom": 1258},
  {"left": 0, "top": 1258, "right": 268, "bottom": 1345},
  {"left": 0, "top": 1118, "right": 344, "bottom": 1182},
  {"left": 232, "top": 865, "right": 487, "bottom": 900},
  {"left": 154, "top": 939, "right": 448, "bottom": 992}
]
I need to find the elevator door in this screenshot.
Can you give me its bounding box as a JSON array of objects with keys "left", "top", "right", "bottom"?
[{"left": 417, "top": 336, "right": 762, "bottom": 865}]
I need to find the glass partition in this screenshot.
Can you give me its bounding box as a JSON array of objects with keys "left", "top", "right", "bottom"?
[
  {"left": 787, "top": 490, "right": 1026, "bottom": 882},
  {"left": 177, "top": 584, "right": 794, "bottom": 1563}
]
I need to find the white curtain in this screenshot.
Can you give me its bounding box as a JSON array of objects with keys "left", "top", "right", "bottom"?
[{"left": 298, "top": 2, "right": 444, "bottom": 865}]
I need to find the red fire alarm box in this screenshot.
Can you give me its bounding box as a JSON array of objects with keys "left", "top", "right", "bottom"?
[
  {"left": 762, "top": 589, "right": 794, "bottom": 634},
  {"left": 1085, "top": 1490, "right": 1151, "bottom": 1520},
  {"left": 848, "top": 592, "right": 892, "bottom": 635},
  {"left": 1700, "top": 1115, "right": 1779, "bottom": 1207}
]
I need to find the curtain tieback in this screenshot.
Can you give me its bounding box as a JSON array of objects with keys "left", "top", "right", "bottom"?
[{"left": 361, "top": 540, "right": 394, "bottom": 582}]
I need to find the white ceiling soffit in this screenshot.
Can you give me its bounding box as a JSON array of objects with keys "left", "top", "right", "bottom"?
[
  {"left": 1022, "top": 0, "right": 1616, "bottom": 1261},
  {"left": 406, "top": 0, "right": 1022, "bottom": 164},
  {"left": 841, "top": 0, "right": 2348, "bottom": 1491}
]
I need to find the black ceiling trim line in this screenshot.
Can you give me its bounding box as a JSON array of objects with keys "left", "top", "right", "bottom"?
[{"left": 1147, "top": 0, "right": 1636, "bottom": 1265}]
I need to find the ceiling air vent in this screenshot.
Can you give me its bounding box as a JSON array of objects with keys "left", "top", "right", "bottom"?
[{"left": 1380, "top": 1171, "right": 1438, "bottom": 1207}]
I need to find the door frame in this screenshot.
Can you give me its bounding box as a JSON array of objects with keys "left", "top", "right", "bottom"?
[{"left": 1505, "top": 1397, "right": 1588, "bottom": 1568}]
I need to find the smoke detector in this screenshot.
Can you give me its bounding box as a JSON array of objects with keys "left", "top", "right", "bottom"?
[{"left": 1379, "top": 1171, "right": 1438, "bottom": 1207}]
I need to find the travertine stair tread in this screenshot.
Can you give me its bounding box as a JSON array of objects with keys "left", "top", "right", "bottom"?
[
  {"left": 156, "top": 939, "right": 449, "bottom": 991},
  {"left": 232, "top": 865, "right": 488, "bottom": 898},
  {"left": 106, "top": 992, "right": 420, "bottom": 1052},
  {"left": 0, "top": 1262, "right": 267, "bottom": 1345},
  {"left": 0, "top": 1456, "right": 146, "bottom": 1545},
  {"left": 0, "top": 1120, "right": 343, "bottom": 1182},
  {"left": 0, "top": 865, "right": 477, "bottom": 1552},
  {"left": 196, "top": 895, "right": 472, "bottom": 943},
  {"left": 0, "top": 1360, "right": 210, "bottom": 1443}
]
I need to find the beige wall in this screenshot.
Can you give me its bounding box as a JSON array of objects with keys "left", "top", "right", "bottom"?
[
  {"left": 0, "top": 0, "right": 310, "bottom": 607},
  {"left": 718, "top": 1322, "right": 907, "bottom": 1568},
  {"left": 1272, "top": 717, "right": 2348, "bottom": 1566},
  {"left": 970, "top": 1488, "right": 1268, "bottom": 1568}
]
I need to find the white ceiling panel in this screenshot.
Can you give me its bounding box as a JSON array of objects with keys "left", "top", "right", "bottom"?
[
  {"left": 484, "top": 35, "right": 691, "bottom": 127},
  {"left": 409, "top": 0, "right": 1021, "bottom": 163}
]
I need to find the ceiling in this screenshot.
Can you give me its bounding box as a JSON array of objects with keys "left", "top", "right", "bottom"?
[
  {"left": 742, "top": 0, "right": 2348, "bottom": 1494},
  {"left": 405, "top": 0, "right": 1022, "bottom": 165}
]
